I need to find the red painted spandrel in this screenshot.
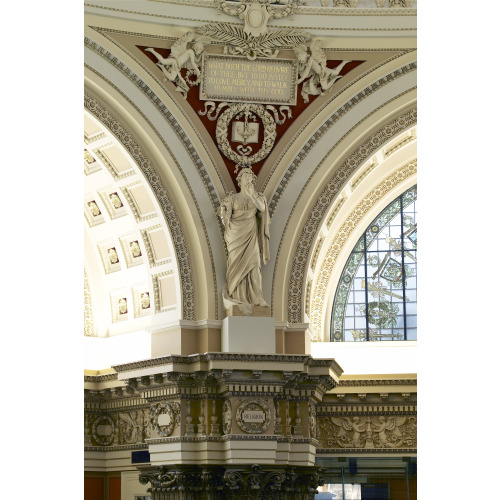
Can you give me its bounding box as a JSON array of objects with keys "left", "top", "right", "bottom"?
[{"left": 138, "top": 46, "right": 363, "bottom": 190}]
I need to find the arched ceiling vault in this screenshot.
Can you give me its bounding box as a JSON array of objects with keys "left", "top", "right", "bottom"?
[
  {"left": 84, "top": 56, "right": 225, "bottom": 321},
  {"left": 84, "top": 84, "right": 218, "bottom": 325}
]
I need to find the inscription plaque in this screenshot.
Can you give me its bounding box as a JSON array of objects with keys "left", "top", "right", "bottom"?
[
  {"left": 236, "top": 400, "right": 270, "bottom": 434},
  {"left": 200, "top": 54, "right": 298, "bottom": 105},
  {"left": 242, "top": 410, "right": 265, "bottom": 422}
]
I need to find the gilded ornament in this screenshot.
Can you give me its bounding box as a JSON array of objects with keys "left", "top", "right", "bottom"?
[
  {"left": 130, "top": 240, "right": 142, "bottom": 258},
  {"left": 140, "top": 292, "right": 151, "bottom": 310},
  {"left": 118, "top": 297, "right": 127, "bottom": 315},
  {"left": 108, "top": 247, "right": 119, "bottom": 265}
]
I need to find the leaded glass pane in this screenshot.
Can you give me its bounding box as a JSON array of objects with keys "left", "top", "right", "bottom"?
[{"left": 331, "top": 185, "right": 417, "bottom": 341}]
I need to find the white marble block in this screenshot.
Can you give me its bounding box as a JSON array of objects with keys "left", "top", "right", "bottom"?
[{"left": 222, "top": 316, "right": 275, "bottom": 354}]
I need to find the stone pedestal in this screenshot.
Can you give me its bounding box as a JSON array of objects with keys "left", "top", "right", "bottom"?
[
  {"left": 222, "top": 316, "right": 275, "bottom": 354},
  {"left": 225, "top": 304, "right": 270, "bottom": 317}
]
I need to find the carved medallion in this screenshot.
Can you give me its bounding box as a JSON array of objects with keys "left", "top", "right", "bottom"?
[
  {"left": 150, "top": 402, "right": 181, "bottom": 437},
  {"left": 91, "top": 415, "right": 115, "bottom": 446},
  {"left": 236, "top": 400, "right": 270, "bottom": 434}
]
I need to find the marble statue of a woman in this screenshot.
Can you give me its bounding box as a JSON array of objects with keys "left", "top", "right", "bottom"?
[{"left": 218, "top": 168, "right": 270, "bottom": 315}]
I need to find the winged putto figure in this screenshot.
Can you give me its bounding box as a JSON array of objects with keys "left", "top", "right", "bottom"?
[
  {"left": 294, "top": 40, "right": 351, "bottom": 102},
  {"left": 331, "top": 416, "right": 367, "bottom": 448},
  {"left": 371, "top": 416, "right": 407, "bottom": 448},
  {"left": 145, "top": 32, "right": 206, "bottom": 98}
]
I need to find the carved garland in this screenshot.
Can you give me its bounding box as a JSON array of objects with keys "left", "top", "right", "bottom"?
[
  {"left": 215, "top": 103, "right": 277, "bottom": 169},
  {"left": 309, "top": 160, "right": 417, "bottom": 339},
  {"left": 91, "top": 415, "right": 116, "bottom": 446},
  {"left": 84, "top": 92, "right": 196, "bottom": 320},
  {"left": 286, "top": 108, "right": 417, "bottom": 324},
  {"left": 235, "top": 400, "right": 271, "bottom": 434},
  {"left": 150, "top": 402, "right": 181, "bottom": 437}
]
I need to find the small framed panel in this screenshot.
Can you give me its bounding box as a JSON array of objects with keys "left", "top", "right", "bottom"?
[
  {"left": 84, "top": 114, "right": 105, "bottom": 143},
  {"left": 141, "top": 226, "right": 172, "bottom": 267},
  {"left": 132, "top": 284, "right": 152, "bottom": 318},
  {"left": 84, "top": 195, "right": 106, "bottom": 227},
  {"left": 110, "top": 288, "right": 130, "bottom": 323},
  {"left": 97, "top": 239, "right": 122, "bottom": 274},
  {"left": 99, "top": 144, "right": 134, "bottom": 178},
  {"left": 122, "top": 182, "right": 158, "bottom": 223},
  {"left": 152, "top": 271, "right": 176, "bottom": 313},
  {"left": 119, "top": 233, "right": 145, "bottom": 268},
  {"left": 98, "top": 187, "right": 128, "bottom": 220},
  {"left": 84, "top": 148, "right": 101, "bottom": 175}
]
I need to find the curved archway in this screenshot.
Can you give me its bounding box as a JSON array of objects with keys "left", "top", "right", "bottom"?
[{"left": 271, "top": 103, "right": 416, "bottom": 326}]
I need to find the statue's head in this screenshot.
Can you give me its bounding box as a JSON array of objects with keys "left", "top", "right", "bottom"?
[
  {"left": 236, "top": 167, "right": 257, "bottom": 188},
  {"left": 193, "top": 40, "right": 205, "bottom": 54}
]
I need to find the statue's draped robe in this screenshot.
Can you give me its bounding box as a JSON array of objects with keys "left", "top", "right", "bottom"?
[{"left": 222, "top": 193, "right": 270, "bottom": 312}]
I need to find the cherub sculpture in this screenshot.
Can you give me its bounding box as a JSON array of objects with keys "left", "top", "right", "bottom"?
[
  {"left": 294, "top": 40, "right": 351, "bottom": 102},
  {"left": 145, "top": 32, "right": 206, "bottom": 98},
  {"left": 372, "top": 416, "right": 406, "bottom": 448},
  {"left": 331, "top": 416, "right": 367, "bottom": 448}
]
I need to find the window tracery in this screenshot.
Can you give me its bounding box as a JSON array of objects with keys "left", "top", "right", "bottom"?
[{"left": 331, "top": 185, "right": 417, "bottom": 341}]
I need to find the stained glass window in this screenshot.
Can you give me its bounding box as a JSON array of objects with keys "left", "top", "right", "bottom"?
[{"left": 331, "top": 185, "right": 417, "bottom": 342}]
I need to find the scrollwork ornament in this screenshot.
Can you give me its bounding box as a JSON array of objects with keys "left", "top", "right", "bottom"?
[
  {"left": 308, "top": 401, "right": 317, "bottom": 439},
  {"left": 118, "top": 411, "right": 141, "bottom": 444},
  {"left": 222, "top": 399, "right": 232, "bottom": 435},
  {"left": 319, "top": 415, "right": 417, "bottom": 449},
  {"left": 150, "top": 402, "right": 181, "bottom": 437}
]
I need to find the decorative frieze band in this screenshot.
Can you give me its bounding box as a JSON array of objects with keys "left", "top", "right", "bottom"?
[
  {"left": 317, "top": 414, "right": 416, "bottom": 451},
  {"left": 338, "top": 378, "right": 417, "bottom": 387}
]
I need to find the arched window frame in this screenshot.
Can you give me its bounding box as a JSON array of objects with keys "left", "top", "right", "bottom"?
[{"left": 331, "top": 185, "right": 417, "bottom": 342}]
